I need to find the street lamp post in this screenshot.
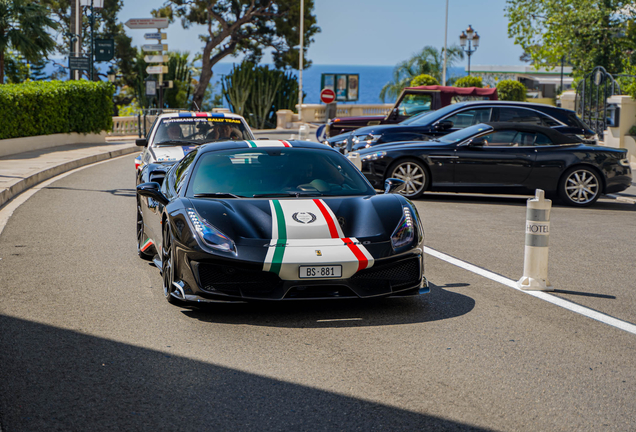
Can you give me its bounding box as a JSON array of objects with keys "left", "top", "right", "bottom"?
[{"left": 459, "top": 25, "right": 480, "bottom": 76}]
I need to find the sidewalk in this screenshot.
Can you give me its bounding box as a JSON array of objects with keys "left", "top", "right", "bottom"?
[{"left": 0, "top": 140, "right": 138, "bottom": 209}]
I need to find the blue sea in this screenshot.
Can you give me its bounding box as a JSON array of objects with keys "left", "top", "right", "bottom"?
[{"left": 44, "top": 61, "right": 466, "bottom": 105}]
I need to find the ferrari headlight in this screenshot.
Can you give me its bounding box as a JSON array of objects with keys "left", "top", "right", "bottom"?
[
  {"left": 186, "top": 209, "right": 236, "bottom": 254},
  {"left": 353, "top": 134, "right": 381, "bottom": 144},
  {"left": 391, "top": 207, "right": 415, "bottom": 250},
  {"left": 361, "top": 151, "right": 386, "bottom": 162},
  {"left": 619, "top": 158, "right": 630, "bottom": 167}
]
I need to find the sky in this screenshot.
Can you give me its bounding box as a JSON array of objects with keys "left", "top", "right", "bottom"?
[{"left": 119, "top": 0, "right": 526, "bottom": 68}]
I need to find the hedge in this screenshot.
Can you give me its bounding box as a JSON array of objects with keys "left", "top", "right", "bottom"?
[
  {"left": 410, "top": 74, "right": 439, "bottom": 87},
  {"left": 0, "top": 80, "right": 114, "bottom": 140},
  {"left": 496, "top": 79, "right": 526, "bottom": 101},
  {"left": 454, "top": 75, "right": 483, "bottom": 88}
]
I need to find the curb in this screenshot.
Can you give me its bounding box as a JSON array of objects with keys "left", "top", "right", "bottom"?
[{"left": 0, "top": 146, "right": 138, "bottom": 209}]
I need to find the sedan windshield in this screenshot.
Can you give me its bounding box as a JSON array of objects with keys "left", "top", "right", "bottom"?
[
  {"left": 187, "top": 148, "right": 376, "bottom": 198},
  {"left": 153, "top": 117, "right": 251, "bottom": 146},
  {"left": 436, "top": 124, "right": 494, "bottom": 143},
  {"left": 400, "top": 103, "right": 468, "bottom": 126}
]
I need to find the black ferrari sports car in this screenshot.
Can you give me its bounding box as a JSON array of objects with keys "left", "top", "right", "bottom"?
[
  {"left": 350, "top": 122, "right": 632, "bottom": 206},
  {"left": 136, "top": 140, "right": 427, "bottom": 304}
]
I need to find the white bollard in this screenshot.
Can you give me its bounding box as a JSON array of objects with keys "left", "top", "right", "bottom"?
[
  {"left": 517, "top": 189, "right": 553, "bottom": 291},
  {"left": 299, "top": 124, "right": 309, "bottom": 141}
]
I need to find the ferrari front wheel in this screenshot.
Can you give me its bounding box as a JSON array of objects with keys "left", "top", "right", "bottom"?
[{"left": 162, "top": 222, "right": 181, "bottom": 305}]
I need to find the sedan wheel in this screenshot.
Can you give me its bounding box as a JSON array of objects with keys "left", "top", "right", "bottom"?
[
  {"left": 559, "top": 167, "right": 601, "bottom": 206},
  {"left": 390, "top": 159, "right": 428, "bottom": 199},
  {"left": 162, "top": 223, "right": 180, "bottom": 305}
]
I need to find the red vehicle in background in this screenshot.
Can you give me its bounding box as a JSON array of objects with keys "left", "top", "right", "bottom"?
[{"left": 325, "top": 85, "right": 498, "bottom": 138}]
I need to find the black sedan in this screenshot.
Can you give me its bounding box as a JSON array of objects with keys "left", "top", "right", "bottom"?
[
  {"left": 350, "top": 123, "right": 632, "bottom": 206},
  {"left": 326, "top": 101, "right": 597, "bottom": 153},
  {"left": 136, "top": 140, "right": 427, "bottom": 305}
]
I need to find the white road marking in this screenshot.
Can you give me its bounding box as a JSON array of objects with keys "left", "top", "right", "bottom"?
[
  {"left": 424, "top": 246, "right": 636, "bottom": 336},
  {"left": 0, "top": 154, "right": 132, "bottom": 237}
]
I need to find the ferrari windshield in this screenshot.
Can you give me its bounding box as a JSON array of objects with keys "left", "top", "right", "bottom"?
[
  {"left": 153, "top": 117, "right": 251, "bottom": 146},
  {"left": 187, "top": 148, "right": 376, "bottom": 198}
]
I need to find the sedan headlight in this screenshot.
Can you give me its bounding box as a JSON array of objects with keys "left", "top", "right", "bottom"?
[
  {"left": 361, "top": 151, "right": 386, "bottom": 162},
  {"left": 391, "top": 207, "right": 415, "bottom": 250},
  {"left": 329, "top": 138, "right": 348, "bottom": 148},
  {"left": 352, "top": 134, "right": 381, "bottom": 145},
  {"left": 186, "top": 209, "right": 236, "bottom": 254}
]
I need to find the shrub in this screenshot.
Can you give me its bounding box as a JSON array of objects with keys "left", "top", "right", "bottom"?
[
  {"left": 628, "top": 125, "right": 636, "bottom": 136},
  {"left": 497, "top": 79, "right": 526, "bottom": 101},
  {"left": 454, "top": 75, "right": 483, "bottom": 88},
  {"left": 410, "top": 74, "right": 439, "bottom": 87},
  {"left": 0, "top": 80, "right": 114, "bottom": 140}
]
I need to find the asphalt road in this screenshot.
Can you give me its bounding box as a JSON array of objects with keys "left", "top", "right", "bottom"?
[{"left": 0, "top": 154, "right": 635, "bottom": 431}]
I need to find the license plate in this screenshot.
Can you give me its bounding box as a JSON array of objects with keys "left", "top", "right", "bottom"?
[{"left": 299, "top": 265, "right": 342, "bottom": 279}]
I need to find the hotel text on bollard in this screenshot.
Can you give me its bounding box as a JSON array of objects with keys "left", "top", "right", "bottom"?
[{"left": 517, "top": 189, "right": 554, "bottom": 291}]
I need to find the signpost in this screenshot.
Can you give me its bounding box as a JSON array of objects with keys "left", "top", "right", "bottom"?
[
  {"left": 146, "top": 65, "right": 169, "bottom": 75},
  {"left": 94, "top": 38, "right": 114, "bottom": 62},
  {"left": 144, "top": 32, "right": 167, "bottom": 40},
  {"left": 69, "top": 56, "right": 90, "bottom": 71},
  {"left": 124, "top": 18, "right": 169, "bottom": 29},
  {"left": 142, "top": 44, "right": 167, "bottom": 52},
  {"left": 320, "top": 88, "right": 336, "bottom": 104},
  {"left": 144, "top": 55, "right": 169, "bottom": 63}
]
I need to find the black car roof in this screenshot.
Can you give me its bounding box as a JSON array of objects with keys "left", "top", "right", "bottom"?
[
  {"left": 450, "top": 100, "right": 576, "bottom": 114},
  {"left": 196, "top": 140, "right": 334, "bottom": 154},
  {"left": 481, "top": 122, "right": 579, "bottom": 144}
]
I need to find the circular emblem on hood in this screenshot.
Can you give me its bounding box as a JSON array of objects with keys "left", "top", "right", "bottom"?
[{"left": 292, "top": 212, "right": 317, "bottom": 224}]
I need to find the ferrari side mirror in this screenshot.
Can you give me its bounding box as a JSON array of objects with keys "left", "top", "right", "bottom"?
[
  {"left": 137, "top": 182, "right": 169, "bottom": 206},
  {"left": 136, "top": 138, "right": 148, "bottom": 147},
  {"left": 384, "top": 178, "right": 406, "bottom": 194}
]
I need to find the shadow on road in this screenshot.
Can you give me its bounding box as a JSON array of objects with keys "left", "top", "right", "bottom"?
[
  {"left": 0, "top": 314, "right": 493, "bottom": 432},
  {"left": 43, "top": 185, "right": 136, "bottom": 197},
  {"left": 179, "top": 283, "right": 475, "bottom": 329}
]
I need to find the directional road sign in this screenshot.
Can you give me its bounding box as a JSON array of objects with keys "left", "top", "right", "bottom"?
[
  {"left": 125, "top": 18, "right": 169, "bottom": 29},
  {"left": 144, "top": 32, "right": 167, "bottom": 40},
  {"left": 146, "top": 65, "right": 169, "bottom": 75},
  {"left": 142, "top": 44, "right": 168, "bottom": 52},
  {"left": 144, "top": 55, "right": 169, "bottom": 63},
  {"left": 69, "top": 56, "right": 90, "bottom": 71}
]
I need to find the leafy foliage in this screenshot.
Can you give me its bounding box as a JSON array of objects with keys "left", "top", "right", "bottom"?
[
  {"left": 0, "top": 0, "right": 58, "bottom": 83},
  {"left": 505, "top": 0, "right": 635, "bottom": 75},
  {"left": 380, "top": 46, "right": 464, "bottom": 102},
  {"left": 153, "top": 0, "right": 320, "bottom": 109},
  {"left": 0, "top": 80, "right": 114, "bottom": 139},
  {"left": 222, "top": 62, "right": 298, "bottom": 129},
  {"left": 454, "top": 75, "right": 483, "bottom": 88},
  {"left": 497, "top": 80, "right": 526, "bottom": 101},
  {"left": 410, "top": 74, "right": 439, "bottom": 87}
]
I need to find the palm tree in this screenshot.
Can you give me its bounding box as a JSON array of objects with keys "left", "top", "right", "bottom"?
[
  {"left": 380, "top": 45, "right": 464, "bottom": 102},
  {"left": 0, "top": 0, "right": 57, "bottom": 84}
]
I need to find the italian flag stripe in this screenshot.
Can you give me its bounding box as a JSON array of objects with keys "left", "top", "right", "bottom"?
[
  {"left": 313, "top": 199, "right": 340, "bottom": 238},
  {"left": 269, "top": 200, "right": 287, "bottom": 275},
  {"left": 280, "top": 140, "right": 292, "bottom": 147},
  {"left": 141, "top": 239, "right": 154, "bottom": 252},
  {"left": 246, "top": 140, "right": 257, "bottom": 148},
  {"left": 343, "top": 237, "right": 369, "bottom": 272}
]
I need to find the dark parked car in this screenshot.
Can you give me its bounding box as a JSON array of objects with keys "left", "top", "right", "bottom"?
[
  {"left": 327, "top": 101, "right": 597, "bottom": 153},
  {"left": 350, "top": 122, "right": 632, "bottom": 206},
  {"left": 136, "top": 139, "right": 428, "bottom": 305},
  {"left": 325, "top": 85, "right": 498, "bottom": 138}
]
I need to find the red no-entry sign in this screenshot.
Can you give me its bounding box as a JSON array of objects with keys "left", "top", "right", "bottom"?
[{"left": 320, "top": 88, "right": 336, "bottom": 104}]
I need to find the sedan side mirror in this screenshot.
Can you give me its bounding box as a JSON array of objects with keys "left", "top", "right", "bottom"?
[
  {"left": 384, "top": 178, "right": 406, "bottom": 194},
  {"left": 136, "top": 138, "right": 148, "bottom": 147},
  {"left": 468, "top": 137, "right": 485, "bottom": 147},
  {"left": 137, "top": 182, "right": 169, "bottom": 206},
  {"left": 434, "top": 120, "right": 453, "bottom": 131}
]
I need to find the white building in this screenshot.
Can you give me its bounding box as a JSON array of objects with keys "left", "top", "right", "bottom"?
[{"left": 469, "top": 65, "right": 574, "bottom": 99}]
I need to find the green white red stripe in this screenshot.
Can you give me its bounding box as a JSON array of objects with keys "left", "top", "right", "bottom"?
[
  {"left": 263, "top": 199, "right": 373, "bottom": 280},
  {"left": 245, "top": 140, "right": 292, "bottom": 148},
  {"left": 141, "top": 239, "right": 154, "bottom": 252}
]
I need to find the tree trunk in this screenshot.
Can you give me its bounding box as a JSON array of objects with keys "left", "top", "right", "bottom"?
[{"left": 192, "top": 44, "right": 213, "bottom": 109}]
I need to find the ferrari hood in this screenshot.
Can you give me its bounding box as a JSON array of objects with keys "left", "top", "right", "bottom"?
[
  {"left": 152, "top": 145, "right": 197, "bottom": 163},
  {"left": 189, "top": 194, "right": 405, "bottom": 243}
]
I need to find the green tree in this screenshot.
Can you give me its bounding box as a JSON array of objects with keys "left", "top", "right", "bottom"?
[
  {"left": 505, "top": 0, "right": 635, "bottom": 75},
  {"left": 42, "top": 0, "right": 135, "bottom": 81},
  {"left": 380, "top": 45, "right": 464, "bottom": 102},
  {"left": 152, "top": 0, "right": 320, "bottom": 109},
  {"left": 0, "top": 0, "right": 58, "bottom": 83},
  {"left": 29, "top": 57, "right": 48, "bottom": 81},
  {"left": 454, "top": 75, "right": 483, "bottom": 88},
  {"left": 410, "top": 74, "right": 439, "bottom": 87}
]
